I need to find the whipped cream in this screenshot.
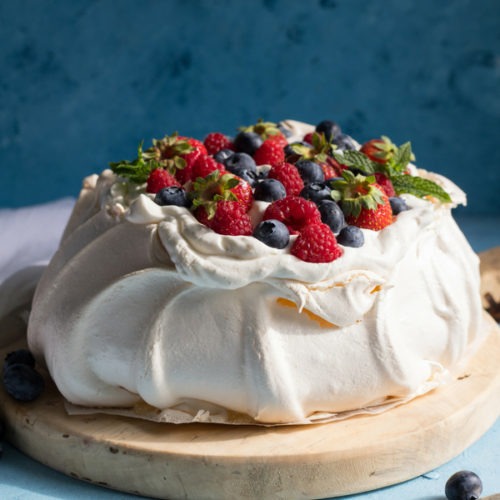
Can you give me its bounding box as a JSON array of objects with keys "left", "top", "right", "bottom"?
[{"left": 27, "top": 122, "right": 485, "bottom": 424}]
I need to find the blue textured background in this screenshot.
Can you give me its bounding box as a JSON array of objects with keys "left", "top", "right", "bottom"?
[{"left": 0, "top": 0, "right": 499, "bottom": 213}]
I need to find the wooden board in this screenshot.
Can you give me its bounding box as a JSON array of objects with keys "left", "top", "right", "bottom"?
[{"left": 0, "top": 247, "right": 499, "bottom": 500}]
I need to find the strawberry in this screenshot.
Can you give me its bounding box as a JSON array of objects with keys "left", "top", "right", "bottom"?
[
  {"left": 191, "top": 170, "right": 252, "bottom": 219},
  {"left": 263, "top": 196, "right": 321, "bottom": 235},
  {"left": 321, "top": 156, "right": 346, "bottom": 179},
  {"left": 267, "top": 162, "right": 304, "bottom": 196},
  {"left": 360, "top": 137, "right": 396, "bottom": 164},
  {"left": 191, "top": 155, "right": 226, "bottom": 181},
  {"left": 330, "top": 171, "right": 394, "bottom": 231},
  {"left": 291, "top": 223, "right": 343, "bottom": 263},
  {"left": 181, "top": 136, "right": 207, "bottom": 156},
  {"left": 253, "top": 138, "right": 285, "bottom": 167},
  {"left": 374, "top": 172, "right": 395, "bottom": 197},
  {"left": 146, "top": 168, "right": 180, "bottom": 193},
  {"left": 203, "top": 132, "right": 234, "bottom": 155}
]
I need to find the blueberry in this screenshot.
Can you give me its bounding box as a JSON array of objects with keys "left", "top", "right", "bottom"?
[
  {"left": 295, "top": 160, "right": 325, "bottom": 184},
  {"left": 315, "top": 120, "right": 341, "bottom": 142},
  {"left": 253, "top": 220, "right": 290, "bottom": 249},
  {"left": 254, "top": 179, "right": 287, "bottom": 202},
  {"left": 4, "top": 349, "right": 35, "bottom": 372},
  {"left": 300, "top": 183, "right": 332, "bottom": 204},
  {"left": 445, "top": 471, "right": 483, "bottom": 500},
  {"left": 284, "top": 141, "right": 312, "bottom": 158},
  {"left": 224, "top": 152, "right": 256, "bottom": 172},
  {"left": 333, "top": 133, "right": 356, "bottom": 151},
  {"left": 154, "top": 187, "right": 191, "bottom": 208},
  {"left": 337, "top": 225, "right": 364, "bottom": 247},
  {"left": 3, "top": 364, "right": 45, "bottom": 402},
  {"left": 213, "top": 148, "right": 235, "bottom": 163},
  {"left": 389, "top": 196, "right": 409, "bottom": 215},
  {"left": 318, "top": 200, "right": 346, "bottom": 234},
  {"left": 233, "top": 131, "right": 263, "bottom": 155}
]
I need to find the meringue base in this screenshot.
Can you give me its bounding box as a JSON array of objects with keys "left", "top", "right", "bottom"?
[{"left": 2, "top": 312, "right": 499, "bottom": 500}]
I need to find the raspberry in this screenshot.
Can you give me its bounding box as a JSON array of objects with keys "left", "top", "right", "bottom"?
[
  {"left": 268, "top": 162, "right": 304, "bottom": 196},
  {"left": 204, "top": 132, "right": 234, "bottom": 155},
  {"left": 191, "top": 155, "right": 226, "bottom": 181},
  {"left": 253, "top": 139, "right": 285, "bottom": 167},
  {"left": 267, "top": 132, "right": 288, "bottom": 148},
  {"left": 374, "top": 172, "right": 395, "bottom": 197},
  {"left": 291, "top": 223, "right": 343, "bottom": 263},
  {"left": 196, "top": 202, "right": 252, "bottom": 236},
  {"left": 263, "top": 196, "right": 321, "bottom": 235},
  {"left": 303, "top": 132, "right": 314, "bottom": 144},
  {"left": 146, "top": 169, "right": 181, "bottom": 193}
]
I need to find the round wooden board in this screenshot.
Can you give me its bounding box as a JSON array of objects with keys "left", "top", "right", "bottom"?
[
  {"left": 1, "top": 245, "right": 499, "bottom": 500},
  {"left": 0, "top": 312, "right": 498, "bottom": 500}
]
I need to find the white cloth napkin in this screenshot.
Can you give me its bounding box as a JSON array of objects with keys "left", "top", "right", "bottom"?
[{"left": 0, "top": 198, "right": 74, "bottom": 318}]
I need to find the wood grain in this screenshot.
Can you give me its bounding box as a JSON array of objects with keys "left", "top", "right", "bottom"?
[{"left": 0, "top": 247, "right": 499, "bottom": 499}]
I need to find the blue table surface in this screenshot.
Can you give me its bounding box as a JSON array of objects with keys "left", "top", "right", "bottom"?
[{"left": 1, "top": 214, "right": 499, "bottom": 499}]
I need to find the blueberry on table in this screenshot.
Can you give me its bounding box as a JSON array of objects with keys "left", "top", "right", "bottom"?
[
  {"left": 445, "top": 470, "right": 483, "bottom": 500},
  {"left": 154, "top": 187, "right": 191, "bottom": 208},
  {"left": 253, "top": 219, "right": 290, "bottom": 249},
  {"left": 233, "top": 131, "right": 263, "bottom": 155},
  {"left": 315, "top": 120, "right": 341, "bottom": 142},
  {"left": 389, "top": 196, "right": 409, "bottom": 215},
  {"left": 295, "top": 160, "right": 325, "bottom": 184},
  {"left": 254, "top": 179, "right": 287, "bottom": 202},
  {"left": 4, "top": 349, "right": 35, "bottom": 372},
  {"left": 336, "top": 225, "right": 364, "bottom": 248},
  {"left": 300, "top": 183, "right": 332, "bottom": 204},
  {"left": 3, "top": 364, "right": 45, "bottom": 402},
  {"left": 318, "top": 200, "right": 346, "bottom": 234},
  {"left": 225, "top": 153, "right": 258, "bottom": 186}
]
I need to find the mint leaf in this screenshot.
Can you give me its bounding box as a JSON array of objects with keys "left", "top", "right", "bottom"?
[
  {"left": 392, "top": 175, "right": 452, "bottom": 203},
  {"left": 332, "top": 151, "right": 377, "bottom": 174},
  {"left": 391, "top": 142, "right": 413, "bottom": 173},
  {"left": 109, "top": 142, "right": 158, "bottom": 183}
]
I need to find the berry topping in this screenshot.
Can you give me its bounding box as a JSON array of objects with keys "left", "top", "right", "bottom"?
[
  {"left": 233, "top": 131, "right": 263, "bottom": 155},
  {"left": 445, "top": 471, "right": 482, "bottom": 500},
  {"left": 191, "top": 155, "right": 226, "bottom": 180},
  {"left": 315, "top": 120, "right": 341, "bottom": 142},
  {"left": 146, "top": 169, "right": 181, "bottom": 194},
  {"left": 300, "top": 182, "right": 332, "bottom": 205},
  {"left": 333, "top": 133, "right": 356, "bottom": 151},
  {"left": 253, "top": 138, "right": 285, "bottom": 167},
  {"left": 291, "top": 223, "right": 343, "bottom": 263},
  {"left": 254, "top": 178, "right": 287, "bottom": 202},
  {"left": 389, "top": 196, "right": 409, "bottom": 215},
  {"left": 224, "top": 152, "right": 258, "bottom": 186},
  {"left": 253, "top": 219, "right": 290, "bottom": 249},
  {"left": 374, "top": 172, "right": 395, "bottom": 197},
  {"left": 295, "top": 160, "right": 325, "bottom": 184},
  {"left": 360, "top": 137, "right": 397, "bottom": 164},
  {"left": 203, "top": 132, "right": 233, "bottom": 155},
  {"left": 3, "top": 363, "right": 45, "bottom": 402},
  {"left": 268, "top": 162, "right": 304, "bottom": 196},
  {"left": 154, "top": 187, "right": 191, "bottom": 208},
  {"left": 263, "top": 196, "right": 321, "bottom": 235},
  {"left": 214, "top": 148, "right": 235, "bottom": 164},
  {"left": 336, "top": 225, "right": 364, "bottom": 247},
  {"left": 317, "top": 199, "right": 346, "bottom": 234},
  {"left": 331, "top": 171, "right": 394, "bottom": 231},
  {"left": 196, "top": 201, "right": 253, "bottom": 236}
]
